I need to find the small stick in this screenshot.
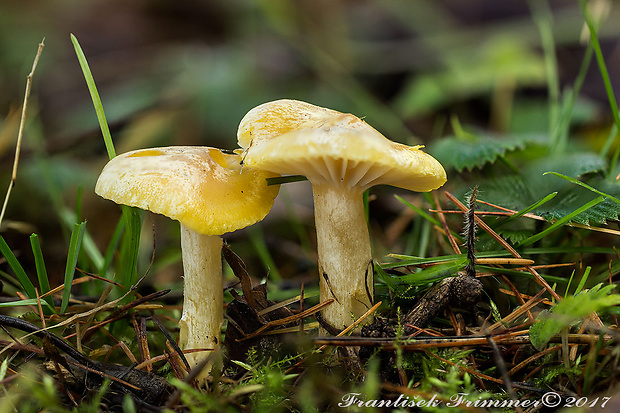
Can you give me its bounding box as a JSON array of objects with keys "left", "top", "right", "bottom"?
[
  {"left": 132, "top": 315, "right": 152, "bottom": 372},
  {"left": 299, "top": 283, "right": 305, "bottom": 334},
  {"left": 445, "top": 191, "right": 561, "bottom": 301},
  {"left": 476, "top": 258, "right": 534, "bottom": 265},
  {"left": 239, "top": 299, "right": 334, "bottom": 341},
  {"left": 0, "top": 39, "right": 45, "bottom": 227}
]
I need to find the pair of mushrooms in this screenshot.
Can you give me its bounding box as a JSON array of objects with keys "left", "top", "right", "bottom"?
[{"left": 95, "top": 99, "right": 446, "bottom": 380}]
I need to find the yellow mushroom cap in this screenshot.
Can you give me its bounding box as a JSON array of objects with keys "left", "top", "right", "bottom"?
[
  {"left": 95, "top": 147, "right": 280, "bottom": 236},
  {"left": 238, "top": 99, "right": 371, "bottom": 149},
  {"left": 238, "top": 100, "right": 447, "bottom": 193}
]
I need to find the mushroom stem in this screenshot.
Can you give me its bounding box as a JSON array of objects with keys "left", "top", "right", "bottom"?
[
  {"left": 313, "top": 183, "right": 374, "bottom": 330},
  {"left": 178, "top": 224, "right": 223, "bottom": 379}
]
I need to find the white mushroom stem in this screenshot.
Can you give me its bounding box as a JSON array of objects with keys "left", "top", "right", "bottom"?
[
  {"left": 178, "top": 224, "right": 223, "bottom": 379},
  {"left": 313, "top": 183, "right": 374, "bottom": 330}
]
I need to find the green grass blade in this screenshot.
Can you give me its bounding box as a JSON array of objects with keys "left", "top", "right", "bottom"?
[
  {"left": 0, "top": 298, "right": 55, "bottom": 309},
  {"left": 0, "top": 236, "right": 37, "bottom": 298},
  {"left": 29, "top": 234, "right": 55, "bottom": 311},
  {"left": 574, "top": 266, "right": 591, "bottom": 295},
  {"left": 529, "top": 0, "right": 560, "bottom": 150},
  {"left": 100, "top": 217, "right": 125, "bottom": 278},
  {"left": 517, "top": 195, "right": 606, "bottom": 247},
  {"left": 61, "top": 221, "right": 87, "bottom": 313},
  {"left": 119, "top": 206, "right": 141, "bottom": 288},
  {"left": 266, "top": 175, "right": 307, "bottom": 185},
  {"left": 394, "top": 195, "right": 441, "bottom": 227},
  {"left": 248, "top": 225, "right": 281, "bottom": 282},
  {"left": 476, "top": 265, "right": 568, "bottom": 285},
  {"left": 544, "top": 172, "right": 620, "bottom": 205},
  {"left": 579, "top": 0, "right": 620, "bottom": 174},
  {"left": 70, "top": 34, "right": 116, "bottom": 160},
  {"left": 492, "top": 192, "right": 558, "bottom": 229},
  {"left": 557, "top": 43, "right": 593, "bottom": 152},
  {"left": 565, "top": 270, "right": 576, "bottom": 299},
  {"left": 386, "top": 246, "right": 618, "bottom": 269},
  {"left": 387, "top": 260, "right": 467, "bottom": 286},
  {"left": 59, "top": 208, "right": 104, "bottom": 271},
  {"left": 374, "top": 260, "right": 397, "bottom": 291}
]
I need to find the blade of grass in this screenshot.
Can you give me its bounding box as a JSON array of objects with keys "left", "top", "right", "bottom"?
[
  {"left": 61, "top": 222, "right": 87, "bottom": 313},
  {"left": 0, "top": 298, "right": 54, "bottom": 309},
  {"left": 386, "top": 260, "right": 467, "bottom": 286},
  {"left": 544, "top": 172, "right": 620, "bottom": 205},
  {"left": 71, "top": 34, "right": 116, "bottom": 160},
  {"left": 556, "top": 42, "right": 593, "bottom": 152},
  {"left": 374, "top": 261, "right": 398, "bottom": 291},
  {"left": 266, "top": 175, "right": 307, "bottom": 185},
  {"left": 476, "top": 265, "right": 568, "bottom": 285},
  {"left": 492, "top": 192, "right": 558, "bottom": 229},
  {"left": 565, "top": 270, "right": 576, "bottom": 299},
  {"left": 528, "top": 0, "right": 560, "bottom": 151},
  {"left": 59, "top": 208, "right": 104, "bottom": 271},
  {"left": 119, "top": 207, "right": 141, "bottom": 288},
  {"left": 395, "top": 195, "right": 441, "bottom": 227},
  {"left": 248, "top": 225, "right": 281, "bottom": 282},
  {"left": 517, "top": 196, "right": 606, "bottom": 247},
  {"left": 29, "top": 234, "right": 55, "bottom": 311},
  {"left": 574, "top": 266, "right": 591, "bottom": 295},
  {"left": 387, "top": 247, "right": 617, "bottom": 269},
  {"left": 0, "top": 236, "right": 37, "bottom": 298},
  {"left": 579, "top": 0, "right": 620, "bottom": 175},
  {"left": 100, "top": 217, "right": 125, "bottom": 278}
]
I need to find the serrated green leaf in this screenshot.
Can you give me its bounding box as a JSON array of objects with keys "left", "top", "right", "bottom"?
[
  {"left": 529, "top": 283, "right": 620, "bottom": 350},
  {"left": 429, "top": 134, "right": 531, "bottom": 172},
  {"left": 473, "top": 152, "right": 618, "bottom": 225},
  {"left": 494, "top": 229, "right": 532, "bottom": 245},
  {"left": 536, "top": 181, "right": 620, "bottom": 225},
  {"left": 518, "top": 195, "right": 605, "bottom": 247}
]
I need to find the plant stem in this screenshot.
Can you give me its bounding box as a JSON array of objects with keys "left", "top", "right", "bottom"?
[
  {"left": 313, "top": 184, "right": 374, "bottom": 330},
  {"left": 178, "top": 225, "right": 223, "bottom": 381}
]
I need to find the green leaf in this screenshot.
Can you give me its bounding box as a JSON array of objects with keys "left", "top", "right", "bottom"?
[
  {"left": 474, "top": 153, "right": 618, "bottom": 225},
  {"left": 529, "top": 284, "right": 620, "bottom": 350},
  {"left": 428, "top": 134, "right": 532, "bottom": 172}
]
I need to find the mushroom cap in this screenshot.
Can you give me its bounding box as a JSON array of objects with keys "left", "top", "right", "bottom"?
[
  {"left": 238, "top": 99, "right": 341, "bottom": 149},
  {"left": 95, "top": 147, "right": 280, "bottom": 236},
  {"left": 238, "top": 100, "right": 446, "bottom": 192}
]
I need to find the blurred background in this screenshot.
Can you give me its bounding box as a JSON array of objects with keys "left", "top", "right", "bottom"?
[{"left": 1, "top": 0, "right": 619, "bottom": 296}]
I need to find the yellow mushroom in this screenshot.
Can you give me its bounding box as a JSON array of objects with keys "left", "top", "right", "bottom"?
[
  {"left": 95, "top": 146, "right": 279, "bottom": 380},
  {"left": 238, "top": 100, "right": 447, "bottom": 330}
]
